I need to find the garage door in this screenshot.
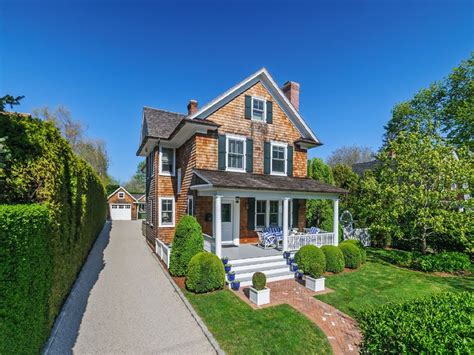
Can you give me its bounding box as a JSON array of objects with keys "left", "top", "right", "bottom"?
[{"left": 110, "top": 204, "right": 132, "bottom": 220}]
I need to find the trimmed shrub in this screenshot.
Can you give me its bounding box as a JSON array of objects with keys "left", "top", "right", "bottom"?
[
  {"left": 0, "top": 113, "right": 107, "bottom": 353},
  {"left": 0, "top": 205, "right": 52, "bottom": 354},
  {"left": 339, "top": 243, "right": 361, "bottom": 269},
  {"left": 307, "top": 260, "right": 324, "bottom": 279},
  {"left": 321, "top": 245, "right": 345, "bottom": 273},
  {"left": 252, "top": 272, "right": 266, "bottom": 290},
  {"left": 359, "top": 292, "right": 473, "bottom": 353},
  {"left": 186, "top": 252, "right": 225, "bottom": 293},
  {"left": 411, "top": 252, "right": 471, "bottom": 273},
  {"left": 169, "top": 215, "right": 204, "bottom": 276},
  {"left": 341, "top": 240, "right": 366, "bottom": 263},
  {"left": 294, "top": 245, "right": 326, "bottom": 275}
]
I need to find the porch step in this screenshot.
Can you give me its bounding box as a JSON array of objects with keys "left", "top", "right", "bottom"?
[
  {"left": 238, "top": 271, "right": 295, "bottom": 287},
  {"left": 234, "top": 265, "right": 292, "bottom": 279},
  {"left": 231, "top": 259, "right": 288, "bottom": 272},
  {"left": 229, "top": 255, "right": 283, "bottom": 266}
]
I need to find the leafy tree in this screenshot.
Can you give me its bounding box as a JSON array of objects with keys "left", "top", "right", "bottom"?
[
  {"left": 0, "top": 95, "right": 24, "bottom": 112},
  {"left": 332, "top": 164, "right": 361, "bottom": 219},
  {"left": 306, "top": 158, "right": 335, "bottom": 231},
  {"left": 326, "top": 145, "right": 375, "bottom": 167},
  {"left": 124, "top": 161, "right": 145, "bottom": 193}
]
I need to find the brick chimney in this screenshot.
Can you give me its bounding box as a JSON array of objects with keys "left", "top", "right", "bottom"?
[
  {"left": 187, "top": 100, "right": 198, "bottom": 115},
  {"left": 281, "top": 81, "right": 300, "bottom": 111}
]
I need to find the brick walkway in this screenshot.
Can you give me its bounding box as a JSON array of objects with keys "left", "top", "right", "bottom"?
[{"left": 233, "top": 279, "right": 361, "bottom": 354}]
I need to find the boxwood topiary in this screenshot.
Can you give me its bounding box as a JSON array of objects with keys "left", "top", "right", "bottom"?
[
  {"left": 339, "top": 243, "right": 361, "bottom": 269},
  {"left": 341, "top": 240, "right": 366, "bottom": 263},
  {"left": 169, "top": 215, "right": 204, "bottom": 276},
  {"left": 321, "top": 245, "right": 345, "bottom": 273},
  {"left": 308, "top": 260, "right": 324, "bottom": 279},
  {"left": 294, "top": 245, "right": 326, "bottom": 275},
  {"left": 252, "top": 272, "right": 266, "bottom": 290},
  {"left": 186, "top": 252, "right": 225, "bottom": 293}
]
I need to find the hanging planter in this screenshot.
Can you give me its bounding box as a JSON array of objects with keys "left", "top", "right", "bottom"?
[
  {"left": 225, "top": 264, "right": 232, "bottom": 273},
  {"left": 227, "top": 271, "right": 236, "bottom": 282}
]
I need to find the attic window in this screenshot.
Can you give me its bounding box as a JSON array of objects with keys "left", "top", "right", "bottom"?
[
  {"left": 251, "top": 97, "right": 265, "bottom": 121},
  {"left": 118, "top": 192, "right": 125, "bottom": 199}
]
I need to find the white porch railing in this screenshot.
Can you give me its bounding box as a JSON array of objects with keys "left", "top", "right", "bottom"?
[
  {"left": 287, "top": 232, "right": 335, "bottom": 251},
  {"left": 203, "top": 233, "right": 216, "bottom": 253}
]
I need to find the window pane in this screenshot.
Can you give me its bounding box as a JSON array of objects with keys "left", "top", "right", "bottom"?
[
  {"left": 162, "top": 211, "right": 172, "bottom": 223},
  {"left": 256, "top": 214, "right": 265, "bottom": 227},
  {"left": 256, "top": 200, "right": 266, "bottom": 213},
  {"left": 162, "top": 148, "right": 174, "bottom": 172},
  {"left": 221, "top": 204, "right": 231, "bottom": 222},
  {"left": 252, "top": 110, "right": 263, "bottom": 120},
  {"left": 272, "top": 160, "right": 285, "bottom": 172},
  {"left": 270, "top": 201, "right": 279, "bottom": 213},
  {"left": 269, "top": 214, "right": 278, "bottom": 226}
]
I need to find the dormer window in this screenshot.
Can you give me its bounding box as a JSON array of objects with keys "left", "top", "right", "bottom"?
[
  {"left": 118, "top": 191, "right": 125, "bottom": 199},
  {"left": 251, "top": 97, "right": 266, "bottom": 121},
  {"left": 159, "top": 146, "right": 175, "bottom": 176}
]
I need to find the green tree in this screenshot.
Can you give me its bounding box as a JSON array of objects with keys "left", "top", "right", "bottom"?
[
  {"left": 124, "top": 161, "right": 145, "bottom": 193},
  {"left": 306, "top": 158, "right": 335, "bottom": 231},
  {"left": 0, "top": 95, "right": 24, "bottom": 112}
]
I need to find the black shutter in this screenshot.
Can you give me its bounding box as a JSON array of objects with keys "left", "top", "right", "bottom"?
[
  {"left": 218, "top": 135, "right": 226, "bottom": 170},
  {"left": 292, "top": 199, "right": 299, "bottom": 228},
  {"left": 248, "top": 197, "right": 255, "bottom": 230},
  {"left": 264, "top": 141, "right": 271, "bottom": 174},
  {"left": 266, "top": 101, "right": 273, "bottom": 124},
  {"left": 287, "top": 145, "right": 293, "bottom": 177},
  {"left": 246, "top": 139, "right": 253, "bottom": 173},
  {"left": 245, "top": 95, "right": 252, "bottom": 119}
]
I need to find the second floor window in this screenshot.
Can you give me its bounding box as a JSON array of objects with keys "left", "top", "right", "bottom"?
[
  {"left": 160, "top": 146, "right": 175, "bottom": 176},
  {"left": 271, "top": 143, "right": 287, "bottom": 175},
  {"left": 118, "top": 191, "right": 125, "bottom": 199},
  {"left": 226, "top": 136, "right": 246, "bottom": 171},
  {"left": 252, "top": 97, "right": 265, "bottom": 121}
]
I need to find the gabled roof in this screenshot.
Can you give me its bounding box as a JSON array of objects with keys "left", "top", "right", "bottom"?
[
  {"left": 107, "top": 186, "right": 139, "bottom": 202},
  {"left": 351, "top": 160, "right": 381, "bottom": 176},
  {"left": 188, "top": 68, "right": 321, "bottom": 144},
  {"left": 131, "top": 193, "right": 145, "bottom": 201}
]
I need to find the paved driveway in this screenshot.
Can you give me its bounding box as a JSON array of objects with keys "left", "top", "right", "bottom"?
[{"left": 45, "top": 220, "right": 215, "bottom": 354}]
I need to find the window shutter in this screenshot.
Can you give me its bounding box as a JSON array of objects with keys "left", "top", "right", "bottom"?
[
  {"left": 264, "top": 141, "right": 271, "bottom": 174},
  {"left": 218, "top": 135, "right": 226, "bottom": 170},
  {"left": 246, "top": 139, "right": 253, "bottom": 173},
  {"left": 245, "top": 95, "right": 252, "bottom": 119},
  {"left": 248, "top": 197, "right": 255, "bottom": 230},
  {"left": 266, "top": 101, "right": 273, "bottom": 124},
  {"left": 287, "top": 145, "right": 293, "bottom": 177},
  {"left": 292, "top": 199, "right": 299, "bottom": 228}
]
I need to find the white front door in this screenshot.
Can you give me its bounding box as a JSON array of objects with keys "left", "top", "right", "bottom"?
[
  {"left": 221, "top": 202, "right": 233, "bottom": 243},
  {"left": 110, "top": 204, "right": 132, "bottom": 220}
]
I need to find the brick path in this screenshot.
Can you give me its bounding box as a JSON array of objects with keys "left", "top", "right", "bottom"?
[{"left": 233, "top": 279, "right": 361, "bottom": 354}]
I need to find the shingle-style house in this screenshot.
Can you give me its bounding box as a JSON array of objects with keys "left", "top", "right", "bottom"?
[
  {"left": 137, "top": 68, "right": 346, "bottom": 283},
  {"left": 107, "top": 186, "right": 145, "bottom": 220}
]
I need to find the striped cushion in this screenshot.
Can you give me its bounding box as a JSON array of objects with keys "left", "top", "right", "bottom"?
[{"left": 309, "top": 226, "right": 320, "bottom": 234}]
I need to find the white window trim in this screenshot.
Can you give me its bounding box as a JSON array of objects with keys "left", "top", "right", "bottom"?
[
  {"left": 255, "top": 200, "right": 266, "bottom": 229},
  {"left": 270, "top": 141, "right": 287, "bottom": 176},
  {"left": 255, "top": 199, "right": 283, "bottom": 230},
  {"left": 225, "top": 134, "right": 246, "bottom": 173},
  {"left": 118, "top": 191, "right": 125, "bottom": 199},
  {"left": 177, "top": 168, "right": 182, "bottom": 194},
  {"left": 187, "top": 195, "right": 194, "bottom": 216},
  {"left": 251, "top": 96, "right": 267, "bottom": 122},
  {"left": 159, "top": 145, "right": 176, "bottom": 176},
  {"left": 159, "top": 197, "right": 175, "bottom": 227}
]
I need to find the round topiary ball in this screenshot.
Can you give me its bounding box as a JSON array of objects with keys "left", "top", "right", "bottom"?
[
  {"left": 339, "top": 243, "right": 361, "bottom": 269},
  {"left": 252, "top": 272, "right": 267, "bottom": 291},
  {"left": 321, "top": 245, "right": 345, "bottom": 273},
  {"left": 341, "top": 240, "right": 366, "bottom": 263},
  {"left": 186, "top": 252, "right": 225, "bottom": 293},
  {"left": 308, "top": 260, "right": 324, "bottom": 279},
  {"left": 294, "top": 245, "right": 326, "bottom": 275}
]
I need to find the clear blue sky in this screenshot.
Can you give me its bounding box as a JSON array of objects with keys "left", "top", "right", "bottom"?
[{"left": 1, "top": 0, "right": 473, "bottom": 183}]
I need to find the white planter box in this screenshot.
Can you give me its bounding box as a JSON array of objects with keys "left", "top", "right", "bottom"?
[
  {"left": 305, "top": 276, "right": 325, "bottom": 292},
  {"left": 249, "top": 287, "right": 270, "bottom": 306}
]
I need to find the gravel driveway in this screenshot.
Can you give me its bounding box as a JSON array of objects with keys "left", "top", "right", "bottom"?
[{"left": 44, "top": 220, "right": 215, "bottom": 354}]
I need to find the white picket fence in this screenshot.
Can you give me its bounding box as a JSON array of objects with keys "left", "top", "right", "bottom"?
[
  {"left": 287, "top": 232, "right": 336, "bottom": 251},
  {"left": 155, "top": 239, "right": 172, "bottom": 267}
]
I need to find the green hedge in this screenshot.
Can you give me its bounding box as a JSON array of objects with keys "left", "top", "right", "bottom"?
[
  {"left": 294, "top": 245, "right": 326, "bottom": 275},
  {"left": 321, "top": 245, "right": 345, "bottom": 273},
  {"left": 186, "top": 252, "right": 225, "bottom": 293},
  {"left": 170, "top": 215, "right": 204, "bottom": 276},
  {"left": 341, "top": 240, "right": 366, "bottom": 263},
  {"left": 339, "top": 243, "right": 361, "bottom": 269},
  {"left": 0, "top": 113, "right": 106, "bottom": 353},
  {"left": 359, "top": 292, "right": 473, "bottom": 353},
  {"left": 0, "top": 205, "right": 52, "bottom": 354}
]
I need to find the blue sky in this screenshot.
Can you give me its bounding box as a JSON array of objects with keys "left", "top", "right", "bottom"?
[{"left": 1, "top": 0, "right": 473, "bottom": 183}]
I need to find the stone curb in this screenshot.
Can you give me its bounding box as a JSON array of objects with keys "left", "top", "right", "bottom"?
[{"left": 149, "top": 249, "right": 225, "bottom": 355}]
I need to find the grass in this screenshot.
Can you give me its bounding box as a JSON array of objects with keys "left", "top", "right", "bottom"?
[
  {"left": 185, "top": 289, "right": 333, "bottom": 354},
  {"left": 316, "top": 251, "right": 473, "bottom": 318}
]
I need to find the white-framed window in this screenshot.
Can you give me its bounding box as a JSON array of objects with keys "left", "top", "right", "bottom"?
[
  {"left": 226, "top": 135, "right": 246, "bottom": 172},
  {"left": 270, "top": 141, "right": 287, "bottom": 175},
  {"left": 118, "top": 191, "right": 125, "bottom": 199},
  {"left": 159, "top": 146, "right": 175, "bottom": 176},
  {"left": 255, "top": 199, "right": 285, "bottom": 229},
  {"left": 187, "top": 195, "right": 194, "bottom": 216},
  {"left": 159, "top": 197, "right": 175, "bottom": 227},
  {"left": 177, "top": 168, "right": 182, "bottom": 194},
  {"left": 251, "top": 96, "right": 266, "bottom": 121},
  {"left": 255, "top": 200, "right": 266, "bottom": 228}
]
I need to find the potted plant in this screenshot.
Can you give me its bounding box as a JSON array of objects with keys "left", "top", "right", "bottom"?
[
  {"left": 231, "top": 280, "right": 241, "bottom": 291},
  {"left": 283, "top": 251, "right": 291, "bottom": 259},
  {"left": 295, "top": 270, "right": 304, "bottom": 280},
  {"left": 222, "top": 256, "right": 229, "bottom": 265},
  {"left": 224, "top": 263, "right": 232, "bottom": 273},
  {"left": 227, "top": 270, "right": 236, "bottom": 282},
  {"left": 287, "top": 257, "right": 294, "bottom": 266},
  {"left": 305, "top": 262, "right": 325, "bottom": 292},
  {"left": 290, "top": 263, "right": 298, "bottom": 272},
  {"left": 249, "top": 272, "right": 270, "bottom": 306}
]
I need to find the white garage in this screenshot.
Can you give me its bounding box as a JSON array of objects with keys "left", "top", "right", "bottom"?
[{"left": 110, "top": 204, "right": 132, "bottom": 220}]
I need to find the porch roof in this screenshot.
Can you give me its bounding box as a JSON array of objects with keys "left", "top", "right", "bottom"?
[{"left": 192, "top": 169, "right": 347, "bottom": 195}]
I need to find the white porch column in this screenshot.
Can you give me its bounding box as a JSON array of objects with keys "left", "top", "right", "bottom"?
[
  {"left": 282, "top": 197, "right": 290, "bottom": 251},
  {"left": 333, "top": 199, "right": 339, "bottom": 246},
  {"left": 214, "top": 195, "right": 222, "bottom": 258}
]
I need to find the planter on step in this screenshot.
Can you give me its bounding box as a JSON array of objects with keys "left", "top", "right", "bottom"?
[
  {"left": 287, "top": 257, "right": 294, "bottom": 265},
  {"left": 231, "top": 280, "right": 240, "bottom": 291},
  {"left": 290, "top": 263, "right": 298, "bottom": 272},
  {"left": 283, "top": 251, "right": 291, "bottom": 259},
  {"left": 224, "top": 264, "right": 232, "bottom": 273},
  {"left": 295, "top": 270, "right": 304, "bottom": 280},
  {"left": 227, "top": 271, "right": 235, "bottom": 282},
  {"left": 305, "top": 276, "right": 325, "bottom": 292},
  {"left": 249, "top": 286, "right": 271, "bottom": 306},
  {"left": 222, "top": 256, "right": 229, "bottom": 265}
]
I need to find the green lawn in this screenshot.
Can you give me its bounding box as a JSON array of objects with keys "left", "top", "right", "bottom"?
[
  {"left": 185, "top": 289, "right": 332, "bottom": 354},
  {"left": 316, "top": 255, "right": 473, "bottom": 318}
]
